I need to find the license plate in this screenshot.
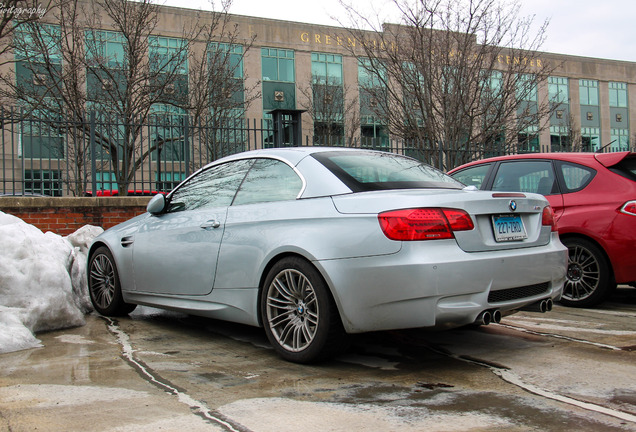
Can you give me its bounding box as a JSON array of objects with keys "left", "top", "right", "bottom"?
[{"left": 492, "top": 214, "right": 527, "bottom": 242}]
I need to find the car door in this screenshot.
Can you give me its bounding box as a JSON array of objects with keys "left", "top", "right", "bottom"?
[
  {"left": 213, "top": 158, "right": 304, "bottom": 290},
  {"left": 131, "top": 159, "right": 253, "bottom": 296},
  {"left": 554, "top": 160, "right": 597, "bottom": 223}
]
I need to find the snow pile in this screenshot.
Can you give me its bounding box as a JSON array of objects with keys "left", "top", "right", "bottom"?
[{"left": 0, "top": 211, "right": 103, "bottom": 354}]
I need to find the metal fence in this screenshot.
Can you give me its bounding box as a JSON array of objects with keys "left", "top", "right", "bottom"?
[
  {"left": 1, "top": 109, "right": 633, "bottom": 197},
  {"left": 1, "top": 109, "right": 275, "bottom": 197}
]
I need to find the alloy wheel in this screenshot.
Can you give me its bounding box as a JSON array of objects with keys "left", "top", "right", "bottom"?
[
  {"left": 266, "top": 269, "right": 319, "bottom": 353},
  {"left": 90, "top": 254, "right": 116, "bottom": 310},
  {"left": 563, "top": 243, "right": 600, "bottom": 302}
]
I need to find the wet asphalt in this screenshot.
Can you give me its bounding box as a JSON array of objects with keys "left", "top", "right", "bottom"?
[{"left": 1, "top": 287, "right": 635, "bottom": 432}]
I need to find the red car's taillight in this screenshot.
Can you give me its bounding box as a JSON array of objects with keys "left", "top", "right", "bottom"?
[
  {"left": 620, "top": 201, "right": 636, "bottom": 216},
  {"left": 378, "top": 208, "right": 474, "bottom": 241},
  {"left": 542, "top": 206, "right": 557, "bottom": 232}
]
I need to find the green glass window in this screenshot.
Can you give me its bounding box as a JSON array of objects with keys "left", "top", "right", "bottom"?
[
  {"left": 149, "top": 36, "right": 188, "bottom": 74},
  {"left": 24, "top": 169, "right": 62, "bottom": 196},
  {"left": 610, "top": 128, "right": 630, "bottom": 151},
  {"left": 15, "top": 24, "right": 61, "bottom": 64},
  {"left": 486, "top": 70, "right": 503, "bottom": 93},
  {"left": 150, "top": 104, "right": 188, "bottom": 164},
  {"left": 210, "top": 43, "right": 244, "bottom": 79},
  {"left": 261, "top": 48, "right": 295, "bottom": 82},
  {"left": 96, "top": 172, "right": 118, "bottom": 192},
  {"left": 358, "top": 58, "right": 384, "bottom": 88},
  {"left": 85, "top": 30, "right": 126, "bottom": 68},
  {"left": 311, "top": 53, "right": 342, "bottom": 85},
  {"left": 550, "top": 126, "right": 570, "bottom": 151},
  {"left": 548, "top": 76, "right": 568, "bottom": 104},
  {"left": 581, "top": 127, "right": 600, "bottom": 151},
  {"left": 518, "top": 125, "right": 540, "bottom": 153},
  {"left": 609, "top": 82, "right": 628, "bottom": 108},
  {"left": 516, "top": 74, "right": 537, "bottom": 102},
  {"left": 579, "top": 80, "right": 599, "bottom": 105},
  {"left": 156, "top": 172, "right": 186, "bottom": 192}
]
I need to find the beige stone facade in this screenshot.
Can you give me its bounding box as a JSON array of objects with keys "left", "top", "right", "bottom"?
[{"left": 153, "top": 5, "right": 636, "bottom": 150}]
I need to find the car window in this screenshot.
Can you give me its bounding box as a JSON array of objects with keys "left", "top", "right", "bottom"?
[
  {"left": 312, "top": 151, "right": 463, "bottom": 192},
  {"left": 559, "top": 162, "right": 595, "bottom": 192},
  {"left": 609, "top": 156, "right": 636, "bottom": 182},
  {"left": 233, "top": 158, "right": 303, "bottom": 205},
  {"left": 167, "top": 159, "right": 253, "bottom": 212},
  {"left": 450, "top": 164, "right": 492, "bottom": 188},
  {"left": 492, "top": 160, "right": 556, "bottom": 195}
]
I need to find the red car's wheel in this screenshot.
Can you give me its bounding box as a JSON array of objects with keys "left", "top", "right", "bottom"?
[{"left": 560, "top": 238, "right": 615, "bottom": 307}]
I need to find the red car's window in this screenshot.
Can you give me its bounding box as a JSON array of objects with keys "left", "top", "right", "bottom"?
[
  {"left": 450, "top": 164, "right": 492, "bottom": 189},
  {"left": 559, "top": 162, "right": 595, "bottom": 192},
  {"left": 610, "top": 157, "right": 636, "bottom": 182},
  {"left": 492, "top": 161, "right": 556, "bottom": 195}
]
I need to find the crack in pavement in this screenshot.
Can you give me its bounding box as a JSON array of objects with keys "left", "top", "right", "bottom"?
[
  {"left": 102, "top": 317, "right": 252, "bottom": 432},
  {"left": 423, "top": 331, "right": 636, "bottom": 425}
]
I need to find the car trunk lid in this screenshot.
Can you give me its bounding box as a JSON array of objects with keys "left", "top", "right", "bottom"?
[{"left": 331, "top": 189, "right": 554, "bottom": 252}]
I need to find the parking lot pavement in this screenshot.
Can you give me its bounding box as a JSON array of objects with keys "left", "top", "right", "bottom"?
[{"left": 1, "top": 287, "right": 635, "bottom": 432}]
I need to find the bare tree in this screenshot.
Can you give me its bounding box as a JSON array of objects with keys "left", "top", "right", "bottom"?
[
  {"left": 185, "top": 2, "right": 259, "bottom": 164},
  {"left": 2, "top": 0, "right": 256, "bottom": 194},
  {"left": 0, "top": 0, "right": 51, "bottom": 66},
  {"left": 298, "top": 74, "right": 360, "bottom": 147},
  {"left": 337, "top": 0, "right": 558, "bottom": 169},
  {"left": 0, "top": 0, "right": 90, "bottom": 195}
]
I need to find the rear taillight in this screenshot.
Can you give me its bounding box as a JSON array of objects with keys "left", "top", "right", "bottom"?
[
  {"left": 620, "top": 201, "right": 636, "bottom": 216},
  {"left": 542, "top": 206, "right": 557, "bottom": 232},
  {"left": 378, "top": 208, "right": 474, "bottom": 241}
]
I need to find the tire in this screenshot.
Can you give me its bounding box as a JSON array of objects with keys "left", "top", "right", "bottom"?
[
  {"left": 88, "top": 246, "right": 137, "bottom": 316},
  {"left": 261, "top": 257, "right": 348, "bottom": 363},
  {"left": 560, "top": 237, "right": 615, "bottom": 308}
]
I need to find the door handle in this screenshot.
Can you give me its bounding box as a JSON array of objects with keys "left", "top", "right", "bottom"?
[{"left": 200, "top": 220, "right": 221, "bottom": 229}]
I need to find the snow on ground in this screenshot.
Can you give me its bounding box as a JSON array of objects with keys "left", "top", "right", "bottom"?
[{"left": 0, "top": 211, "right": 103, "bottom": 354}]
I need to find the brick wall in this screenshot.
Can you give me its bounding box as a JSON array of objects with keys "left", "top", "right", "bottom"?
[{"left": 0, "top": 197, "right": 151, "bottom": 236}]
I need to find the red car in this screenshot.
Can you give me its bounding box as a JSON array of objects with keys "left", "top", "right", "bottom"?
[{"left": 449, "top": 152, "right": 636, "bottom": 307}]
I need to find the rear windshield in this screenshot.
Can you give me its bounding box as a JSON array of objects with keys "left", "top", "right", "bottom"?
[
  {"left": 312, "top": 151, "right": 463, "bottom": 192},
  {"left": 610, "top": 156, "right": 636, "bottom": 182}
]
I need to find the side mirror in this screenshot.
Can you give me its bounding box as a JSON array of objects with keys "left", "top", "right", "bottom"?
[{"left": 146, "top": 193, "right": 166, "bottom": 215}]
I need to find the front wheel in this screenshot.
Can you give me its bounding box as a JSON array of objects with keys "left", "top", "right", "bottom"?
[
  {"left": 88, "top": 246, "right": 137, "bottom": 316},
  {"left": 560, "top": 238, "right": 614, "bottom": 308},
  {"left": 261, "top": 257, "right": 347, "bottom": 363}
]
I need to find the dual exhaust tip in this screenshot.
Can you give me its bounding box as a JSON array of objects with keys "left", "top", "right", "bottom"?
[
  {"left": 475, "top": 309, "right": 502, "bottom": 326},
  {"left": 521, "top": 298, "right": 554, "bottom": 313},
  {"left": 475, "top": 298, "right": 553, "bottom": 326}
]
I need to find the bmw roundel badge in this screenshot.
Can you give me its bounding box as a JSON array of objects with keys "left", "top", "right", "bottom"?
[{"left": 509, "top": 200, "right": 517, "bottom": 211}]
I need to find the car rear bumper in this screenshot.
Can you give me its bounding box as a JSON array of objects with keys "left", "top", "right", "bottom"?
[
  {"left": 606, "top": 214, "right": 636, "bottom": 283},
  {"left": 317, "top": 233, "right": 567, "bottom": 333}
]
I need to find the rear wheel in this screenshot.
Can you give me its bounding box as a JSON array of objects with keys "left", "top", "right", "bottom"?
[
  {"left": 261, "top": 257, "right": 347, "bottom": 363},
  {"left": 88, "top": 246, "right": 136, "bottom": 316},
  {"left": 560, "top": 238, "right": 614, "bottom": 307}
]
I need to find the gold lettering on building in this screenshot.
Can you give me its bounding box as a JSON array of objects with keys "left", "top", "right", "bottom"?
[
  {"left": 299, "top": 29, "right": 532, "bottom": 62},
  {"left": 496, "top": 54, "right": 545, "bottom": 69}
]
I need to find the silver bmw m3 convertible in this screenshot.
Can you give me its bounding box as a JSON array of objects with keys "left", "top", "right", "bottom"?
[{"left": 88, "top": 147, "right": 567, "bottom": 363}]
